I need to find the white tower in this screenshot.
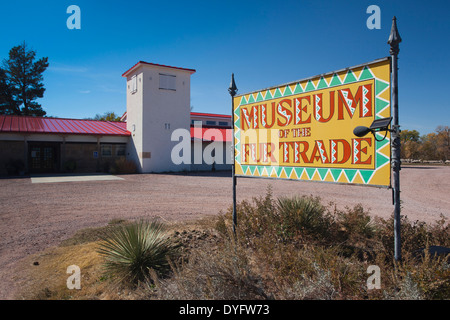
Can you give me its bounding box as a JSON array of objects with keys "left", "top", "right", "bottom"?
[{"left": 122, "top": 61, "right": 196, "bottom": 173}]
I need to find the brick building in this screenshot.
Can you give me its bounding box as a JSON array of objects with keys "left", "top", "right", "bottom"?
[{"left": 0, "top": 62, "right": 232, "bottom": 175}]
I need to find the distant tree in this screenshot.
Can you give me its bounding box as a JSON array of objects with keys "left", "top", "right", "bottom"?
[
  {"left": 402, "top": 140, "right": 421, "bottom": 159},
  {"left": 1, "top": 41, "right": 49, "bottom": 116},
  {"left": 399, "top": 126, "right": 449, "bottom": 161},
  {"left": 400, "top": 129, "right": 420, "bottom": 143},
  {"left": 420, "top": 133, "right": 438, "bottom": 160},
  {"left": 417, "top": 126, "right": 449, "bottom": 161},
  {"left": 91, "top": 111, "right": 122, "bottom": 122},
  {"left": 400, "top": 129, "right": 421, "bottom": 159},
  {"left": 434, "top": 126, "right": 450, "bottom": 161}
]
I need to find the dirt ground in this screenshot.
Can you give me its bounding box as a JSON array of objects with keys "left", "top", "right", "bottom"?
[{"left": 1, "top": 165, "right": 449, "bottom": 300}]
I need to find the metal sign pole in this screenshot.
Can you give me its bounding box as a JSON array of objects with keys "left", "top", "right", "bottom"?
[
  {"left": 228, "top": 73, "right": 238, "bottom": 236},
  {"left": 388, "top": 16, "right": 402, "bottom": 262}
]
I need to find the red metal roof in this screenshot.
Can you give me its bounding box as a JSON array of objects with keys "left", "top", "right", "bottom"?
[
  {"left": 0, "top": 115, "right": 232, "bottom": 142},
  {"left": 190, "top": 126, "right": 232, "bottom": 142},
  {"left": 122, "top": 61, "right": 196, "bottom": 77},
  {"left": 0, "top": 115, "right": 130, "bottom": 136}
]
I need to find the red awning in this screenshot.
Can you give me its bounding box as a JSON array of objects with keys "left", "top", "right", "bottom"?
[
  {"left": 190, "top": 126, "right": 232, "bottom": 142},
  {"left": 190, "top": 112, "right": 232, "bottom": 119}
]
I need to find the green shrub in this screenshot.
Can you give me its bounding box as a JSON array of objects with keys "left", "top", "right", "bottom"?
[
  {"left": 110, "top": 158, "right": 137, "bottom": 174},
  {"left": 5, "top": 159, "right": 25, "bottom": 175},
  {"left": 63, "top": 159, "right": 77, "bottom": 173},
  {"left": 212, "top": 188, "right": 450, "bottom": 300},
  {"left": 336, "top": 204, "right": 375, "bottom": 240},
  {"left": 215, "top": 187, "right": 276, "bottom": 243},
  {"left": 217, "top": 188, "right": 334, "bottom": 244},
  {"left": 276, "top": 195, "right": 333, "bottom": 241},
  {"left": 375, "top": 214, "right": 450, "bottom": 262},
  {"left": 97, "top": 220, "right": 180, "bottom": 284},
  {"left": 150, "top": 241, "right": 270, "bottom": 300}
]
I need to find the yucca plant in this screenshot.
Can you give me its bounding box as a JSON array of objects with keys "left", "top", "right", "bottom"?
[
  {"left": 97, "top": 220, "right": 179, "bottom": 284},
  {"left": 276, "top": 196, "right": 332, "bottom": 240}
]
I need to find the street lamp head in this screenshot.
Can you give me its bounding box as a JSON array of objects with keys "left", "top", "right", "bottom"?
[
  {"left": 369, "top": 117, "right": 393, "bottom": 131},
  {"left": 353, "top": 126, "right": 372, "bottom": 138}
]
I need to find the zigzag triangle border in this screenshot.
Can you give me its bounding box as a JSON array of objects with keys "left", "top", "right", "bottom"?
[{"left": 233, "top": 59, "right": 391, "bottom": 187}]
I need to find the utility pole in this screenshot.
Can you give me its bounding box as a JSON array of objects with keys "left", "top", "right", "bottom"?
[
  {"left": 388, "top": 16, "right": 402, "bottom": 262},
  {"left": 228, "top": 73, "right": 238, "bottom": 236}
]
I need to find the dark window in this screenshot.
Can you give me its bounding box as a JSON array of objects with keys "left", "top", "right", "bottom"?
[
  {"left": 116, "top": 145, "right": 126, "bottom": 156},
  {"left": 101, "top": 145, "right": 112, "bottom": 157}
]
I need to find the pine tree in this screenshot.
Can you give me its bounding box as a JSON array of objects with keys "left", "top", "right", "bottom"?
[
  {"left": 0, "top": 68, "right": 19, "bottom": 114},
  {"left": 1, "top": 41, "right": 49, "bottom": 116}
]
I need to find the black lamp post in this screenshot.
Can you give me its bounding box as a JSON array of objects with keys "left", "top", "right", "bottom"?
[
  {"left": 388, "top": 16, "right": 402, "bottom": 262},
  {"left": 352, "top": 17, "right": 402, "bottom": 262},
  {"left": 228, "top": 73, "right": 238, "bottom": 236}
]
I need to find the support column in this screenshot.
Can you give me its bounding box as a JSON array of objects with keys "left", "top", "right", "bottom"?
[
  {"left": 24, "top": 135, "right": 28, "bottom": 174},
  {"left": 96, "top": 136, "right": 101, "bottom": 172},
  {"left": 61, "top": 136, "right": 66, "bottom": 172}
]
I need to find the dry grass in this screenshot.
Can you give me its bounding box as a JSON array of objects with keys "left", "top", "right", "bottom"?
[
  {"left": 14, "top": 218, "right": 219, "bottom": 300},
  {"left": 14, "top": 193, "right": 450, "bottom": 300},
  {"left": 15, "top": 242, "right": 112, "bottom": 300}
]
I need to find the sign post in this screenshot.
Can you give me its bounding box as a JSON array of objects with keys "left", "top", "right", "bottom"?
[
  {"left": 388, "top": 16, "right": 402, "bottom": 262},
  {"left": 229, "top": 17, "right": 402, "bottom": 261},
  {"left": 228, "top": 73, "right": 238, "bottom": 236}
]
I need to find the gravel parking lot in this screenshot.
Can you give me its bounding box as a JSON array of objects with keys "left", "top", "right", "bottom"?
[{"left": 1, "top": 166, "right": 449, "bottom": 299}]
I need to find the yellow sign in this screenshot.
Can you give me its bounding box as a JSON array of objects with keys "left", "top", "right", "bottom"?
[{"left": 233, "top": 58, "right": 391, "bottom": 187}]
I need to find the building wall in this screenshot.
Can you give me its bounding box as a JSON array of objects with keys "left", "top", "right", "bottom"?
[
  {"left": 190, "top": 114, "right": 232, "bottom": 127},
  {"left": 125, "top": 64, "right": 192, "bottom": 173},
  {"left": 64, "top": 143, "right": 126, "bottom": 173},
  {"left": 63, "top": 143, "right": 98, "bottom": 172},
  {"left": 125, "top": 70, "right": 144, "bottom": 171},
  {"left": 0, "top": 140, "right": 26, "bottom": 175},
  {"left": 0, "top": 133, "right": 129, "bottom": 175},
  {"left": 190, "top": 141, "right": 232, "bottom": 172}
]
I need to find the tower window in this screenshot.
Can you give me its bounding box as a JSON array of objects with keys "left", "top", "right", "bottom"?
[
  {"left": 131, "top": 75, "right": 137, "bottom": 94},
  {"left": 159, "top": 74, "right": 176, "bottom": 91}
]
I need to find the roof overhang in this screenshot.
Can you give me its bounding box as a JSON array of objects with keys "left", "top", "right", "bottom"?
[{"left": 122, "top": 61, "right": 196, "bottom": 78}]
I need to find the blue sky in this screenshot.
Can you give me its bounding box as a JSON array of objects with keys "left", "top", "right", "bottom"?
[{"left": 0, "top": 0, "right": 448, "bottom": 134}]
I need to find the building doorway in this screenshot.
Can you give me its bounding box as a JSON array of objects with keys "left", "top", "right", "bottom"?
[{"left": 28, "top": 142, "right": 60, "bottom": 173}]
